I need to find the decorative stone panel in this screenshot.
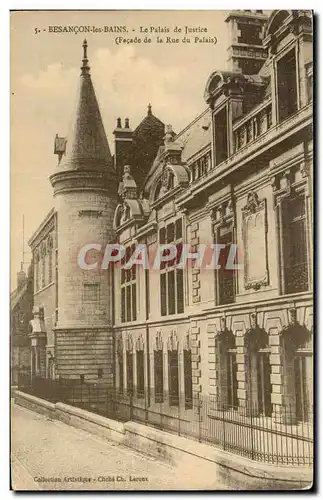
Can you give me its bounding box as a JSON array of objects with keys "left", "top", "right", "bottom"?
[{"left": 242, "top": 191, "right": 269, "bottom": 291}]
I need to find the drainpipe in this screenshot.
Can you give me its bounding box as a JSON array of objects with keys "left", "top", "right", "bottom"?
[{"left": 145, "top": 236, "right": 151, "bottom": 407}]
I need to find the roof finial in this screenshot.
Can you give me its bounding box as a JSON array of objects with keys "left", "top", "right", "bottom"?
[
  {"left": 81, "top": 39, "right": 90, "bottom": 75},
  {"left": 147, "top": 103, "right": 152, "bottom": 116}
]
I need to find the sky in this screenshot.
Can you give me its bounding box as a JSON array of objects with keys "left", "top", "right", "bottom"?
[{"left": 10, "top": 10, "right": 233, "bottom": 289}]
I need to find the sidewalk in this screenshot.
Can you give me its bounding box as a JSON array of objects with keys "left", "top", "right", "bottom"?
[{"left": 11, "top": 402, "right": 229, "bottom": 491}]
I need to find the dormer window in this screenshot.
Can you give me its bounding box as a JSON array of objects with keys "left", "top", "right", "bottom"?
[
  {"left": 277, "top": 49, "right": 298, "bottom": 122},
  {"left": 214, "top": 107, "right": 228, "bottom": 166}
]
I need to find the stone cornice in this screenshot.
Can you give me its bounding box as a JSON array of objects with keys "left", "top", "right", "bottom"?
[
  {"left": 177, "top": 104, "right": 312, "bottom": 210},
  {"left": 28, "top": 208, "right": 56, "bottom": 249},
  {"left": 50, "top": 168, "right": 118, "bottom": 196}
]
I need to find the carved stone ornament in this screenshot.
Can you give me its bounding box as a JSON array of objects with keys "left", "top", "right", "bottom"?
[
  {"left": 211, "top": 198, "right": 234, "bottom": 227},
  {"left": 220, "top": 316, "right": 227, "bottom": 332},
  {"left": 184, "top": 332, "right": 191, "bottom": 351},
  {"left": 136, "top": 334, "right": 144, "bottom": 351},
  {"left": 167, "top": 329, "right": 178, "bottom": 351},
  {"left": 117, "top": 336, "right": 124, "bottom": 353},
  {"left": 243, "top": 191, "right": 261, "bottom": 214},
  {"left": 155, "top": 330, "right": 163, "bottom": 351},
  {"left": 250, "top": 312, "right": 258, "bottom": 330},
  {"left": 242, "top": 191, "right": 269, "bottom": 290},
  {"left": 301, "top": 161, "right": 310, "bottom": 178},
  {"left": 125, "top": 333, "right": 133, "bottom": 352},
  {"left": 78, "top": 210, "right": 103, "bottom": 218},
  {"left": 288, "top": 307, "right": 297, "bottom": 326},
  {"left": 120, "top": 203, "right": 130, "bottom": 225}
]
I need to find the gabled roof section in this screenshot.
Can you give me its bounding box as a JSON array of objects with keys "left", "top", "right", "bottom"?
[
  {"left": 11, "top": 283, "right": 28, "bottom": 311},
  {"left": 133, "top": 104, "right": 165, "bottom": 136},
  {"left": 59, "top": 40, "right": 113, "bottom": 172},
  {"left": 144, "top": 109, "right": 211, "bottom": 192},
  {"left": 175, "top": 108, "right": 211, "bottom": 163}
]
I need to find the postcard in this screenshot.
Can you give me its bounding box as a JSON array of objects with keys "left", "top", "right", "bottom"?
[{"left": 10, "top": 9, "right": 313, "bottom": 491}]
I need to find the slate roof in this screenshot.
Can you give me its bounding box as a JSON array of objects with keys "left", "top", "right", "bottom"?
[
  {"left": 176, "top": 108, "right": 212, "bottom": 163},
  {"left": 59, "top": 40, "right": 114, "bottom": 173}
]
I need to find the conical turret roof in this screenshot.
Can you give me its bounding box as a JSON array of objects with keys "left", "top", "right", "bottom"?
[{"left": 59, "top": 40, "right": 113, "bottom": 172}]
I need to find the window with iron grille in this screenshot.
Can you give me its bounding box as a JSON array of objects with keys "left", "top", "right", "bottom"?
[
  {"left": 184, "top": 349, "right": 193, "bottom": 409},
  {"left": 282, "top": 193, "right": 309, "bottom": 294},
  {"left": 154, "top": 349, "right": 164, "bottom": 403},
  {"left": 168, "top": 349, "right": 179, "bottom": 406},
  {"left": 159, "top": 219, "right": 184, "bottom": 316},
  {"left": 136, "top": 349, "right": 145, "bottom": 398},
  {"left": 121, "top": 244, "right": 137, "bottom": 322}
]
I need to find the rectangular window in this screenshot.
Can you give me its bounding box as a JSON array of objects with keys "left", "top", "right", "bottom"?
[
  {"left": 168, "top": 350, "right": 179, "bottom": 406},
  {"left": 217, "top": 226, "right": 235, "bottom": 305},
  {"left": 136, "top": 350, "right": 145, "bottom": 398},
  {"left": 84, "top": 283, "right": 99, "bottom": 302},
  {"left": 283, "top": 193, "right": 309, "bottom": 294},
  {"left": 121, "top": 244, "right": 137, "bottom": 323},
  {"left": 126, "top": 352, "right": 133, "bottom": 395},
  {"left": 48, "top": 251, "right": 53, "bottom": 283},
  {"left": 214, "top": 107, "right": 228, "bottom": 165},
  {"left": 294, "top": 353, "right": 312, "bottom": 422},
  {"left": 154, "top": 350, "right": 164, "bottom": 403},
  {"left": 98, "top": 368, "right": 103, "bottom": 379},
  {"left": 184, "top": 349, "right": 193, "bottom": 409},
  {"left": 277, "top": 49, "right": 298, "bottom": 122},
  {"left": 160, "top": 219, "right": 184, "bottom": 316}
]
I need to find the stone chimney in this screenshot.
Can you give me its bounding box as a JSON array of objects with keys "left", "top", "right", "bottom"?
[
  {"left": 113, "top": 117, "right": 133, "bottom": 180},
  {"left": 17, "top": 269, "right": 27, "bottom": 289},
  {"left": 225, "top": 10, "right": 268, "bottom": 74}
]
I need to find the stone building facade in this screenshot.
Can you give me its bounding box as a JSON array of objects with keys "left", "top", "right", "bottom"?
[
  {"left": 10, "top": 266, "right": 33, "bottom": 384},
  {"left": 26, "top": 10, "right": 313, "bottom": 429}
]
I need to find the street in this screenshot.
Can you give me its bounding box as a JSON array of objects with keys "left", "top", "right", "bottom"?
[{"left": 11, "top": 403, "right": 229, "bottom": 491}]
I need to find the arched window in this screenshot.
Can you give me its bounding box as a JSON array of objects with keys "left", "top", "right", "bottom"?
[
  {"left": 281, "top": 320, "right": 312, "bottom": 423},
  {"left": 267, "top": 10, "right": 290, "bottom": 37},
  {"left": 215, "top": 328, "right": 238, "bottom": 409}
]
